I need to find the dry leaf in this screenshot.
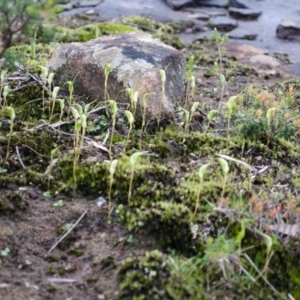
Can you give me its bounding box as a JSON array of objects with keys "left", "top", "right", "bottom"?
[{"left": 268, "top": 224, "right": 300, "bottom": 237}]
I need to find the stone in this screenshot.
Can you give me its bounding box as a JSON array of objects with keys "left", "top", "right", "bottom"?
[
  {"left": 187, "top": 12, "right": 210, "bottom": 21},
  {"left": 183, "top": 7, "right": 227, "bottom": 17},
  {"left": 208, "top": 16, "right": 238, "bottom": 31},
  {"left": 276, "top": 20, "right": 300, "bottom": 41},
  {"left": 225, "top": 42, "right": 267, "bottom": 60},
  {"left": 194, "top": 0, "right": 229, "bottom": 8},
  {"left": 228, "top": 28, "right": 257, "bottom": 40},
  {"left": 228, "top": 7, "right": 261, "bottom": 20},
  {"left": 229, "top": 0, "right": 250, "bottom": 8},
  {"left": 47, "top": 32, "right": 185, "bottom": 121},
  {"left": 164, "top": 0, "right": 194, "bottom": 10},
  {"left": 249, "top": 54, "right": 281, "bottom": 69}
]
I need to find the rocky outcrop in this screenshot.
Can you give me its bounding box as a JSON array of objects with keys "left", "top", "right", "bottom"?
[
  {"left": 276, "top": 20, "right": 300, "bottom": 41},
  {"left": 47, "top": 32, "right": 185, "bottom": 121}
]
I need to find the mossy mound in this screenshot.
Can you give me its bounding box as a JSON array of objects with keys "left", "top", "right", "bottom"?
[
  {"left": 117, "top": 250, "right": 202, "bottom": 300},
  {"left": 40, "top": 22, "right": 136, "bottom": 43}
]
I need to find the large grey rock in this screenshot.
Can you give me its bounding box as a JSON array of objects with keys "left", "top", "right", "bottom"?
[
  {"left": 47, "top": 32, "right": 185, "bottom": 121},
  {"left": 276, "top": 20, "right": 300, "bottom": 41}
]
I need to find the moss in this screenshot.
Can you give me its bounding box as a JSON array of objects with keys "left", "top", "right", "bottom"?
[
  {"left": 7, "top": 43, "right": 55, "bottom": 73},
  {"left": 119, "top": 201, "right": 198, "bottom": 254},
  {"left": 123, "top": 16, "right": 160, "bottom": 31},
  {"left": 41, "top": 22, "right": 136, "bottom": 43},
  {"left": 117, "top": 250, "right": 201, "bottom": 299},
  {"left": 0, "top": 190, "right": 28, "bottom": 213}
]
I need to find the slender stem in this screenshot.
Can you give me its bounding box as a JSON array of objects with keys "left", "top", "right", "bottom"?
[{"left": 128, "top": 168, "right": 134, "bottom": 205}]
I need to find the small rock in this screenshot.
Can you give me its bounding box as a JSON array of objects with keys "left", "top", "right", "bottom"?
[
  {"left": 249, "top": 54, "right": 281, "bottom": 69},
  {"left": 73, "top": 0, "right": 103, "bottom": 8},
  {"left": 56, "top": 2, "right": 74, "bottom": 11},
  {"left": 47, "top": 32, "right": 185, "bottom": 121},
  {"left": 208, "top": 16, "right": 238, "bottom": 31},
  {"left": 229, "top": 0, "right": 250, "bottom": 8},
  {"left": 276, "top": 20, "right": 300, "bottom": 41},
  {"left": 187, "top": 12, "right": 210, "bottom": 21},
  {"left": 225, "top": 42, "right": 267, "bottom": 60},
  {"left": 195, "top": 0, "right": 229, "bottom": 8},
  {"left": 228, "top": 28, "right": 257, "bottom": 40},
  {"left": 95, "top": 197, "right": 107, "bottom": 208},
  {"left": 228, "top": 7, "right": 261, "bottom": 20},
  {"left": 183, "top": 7, "right": 227, "bottom": 17},
  {"left": 164, "top": 0, "right": 194, "bottom": 10}
]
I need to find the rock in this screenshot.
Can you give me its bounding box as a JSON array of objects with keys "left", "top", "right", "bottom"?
[
  {"left": 73, "top": 0, "right": 103, "bottom": 8},
  {"left": 228, "top": 7, "right": 261, "bottom": 20},
  {"left": 249, "top": 54, "right": 281, "bottom": 69},
  {"left": 225, "top": 42, "right": 282, "bottom": 72},
  {"left": 183, "top": 7, "right": 227, "bottom": 17},
  {"left": 225, "top": 42, "right": 267, "bottom": 60},
  {"left": 47, "top": 32, "right": 185, "bottom": 121},
  {"left": 208, "top": 16, "right": 238, "bottom": 31},
  {"left": 228, "top": 28, "right": 257, "bottom": 40},
  {"left": 276, "top": 20, "right": 300, "bottom": 41},
  {"left": 229, "top": 0, "right": 250, "bottom": 8},
  {"left": 194, "top": 0, "right": 229, "bottom": 8},
  {"left": 164, "top": 0, "right": 194, "bottom": 10},
  {"left": 187, "top": 12, "right": 210, "bottom": 21}
]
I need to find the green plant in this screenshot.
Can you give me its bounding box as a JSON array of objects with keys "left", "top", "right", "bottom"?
[
  {"left": 0, "top": 69, "right": 7, "bottom": 108},
  {"left": 67, "top": 80, "right": 74, "bottom": 109},
  {"left": 205, "top": 109, "right": 219, "bottom": 132},
  {"left": 211, "top": 28, "right": 229, "bottom": 113},
  {"left": 30, "top": 26, "right": 38, "bottom": 59},
  {"left": 108, "top": 159, "right": 118, "bottom": 215},
  {"left": 53, "top": 200, "right": 64, "bottom": 207},
  {"left": 49, "top": 86, "right": 60, "bottom": 124},
  {"left": 128, "top": 152, "right": 143, "bottom": 205},
  {"left": 2, "top": 85, "right": 10, "bottom": 108},
  {"left": 140, "top": 92, "right": 149, "bottom": 149},
  {"left": 1, "top": 247, "right": 11, "bottom": 256},
  {"left": 57, "top": 99, "right": 65, "bottom": 122},
  {"left": 218, "top": 158, "right": 229, "bottom": 199},
  {"left": 194, "top": 163, "right": 210, "bottom": 219},
  {"left": 225, "top": 95, "right": 238, "bottom": 138},
  {"left": 123, "top": 110, "right": 134, "bottom": 153},
  {"left": 47, "top": 146, "right": 59, "bottom": 188},
  {"left": 3, "top": 106, "right": 15, "bottom": 164},
  {"left": 186, "top": 55, "right": 195, "bottom": 108},
  {"left": 71, "top": 102, "right": 93, "bottom": 185},
  {"left": 158, "top": 69, "right": 166, "bottom": 128},
  {"left": 104, "top": 63, "right": 112, "bottom": 105},
  {"left": 108, "top": 100, "right": 118, "bottom": 158},
  {"left": 126, "top": 88, "right": 138, "bottom": 120}
]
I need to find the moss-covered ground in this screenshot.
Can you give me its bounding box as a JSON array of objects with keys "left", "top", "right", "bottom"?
[{"left": 1, "top": 13, "right": 300, "bottom": 300}]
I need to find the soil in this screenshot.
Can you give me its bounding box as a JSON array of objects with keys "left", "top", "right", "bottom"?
[{"left": 1, "top": 13, "right": 300, "bottom": 300}]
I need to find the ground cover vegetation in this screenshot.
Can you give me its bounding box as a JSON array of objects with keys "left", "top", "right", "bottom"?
[{"left": 1, "top": 3, "right": 300, "bottom": 299}]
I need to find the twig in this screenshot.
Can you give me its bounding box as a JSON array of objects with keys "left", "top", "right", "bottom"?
[
  {"left": 16, "top": 146, "right": 26, "bottom": 168},
  {"left": 47, "top": 209, "right": 88, "bottom": 253},
  {"left": 47, "top": 278, "right": 77, "bottom": 283}
]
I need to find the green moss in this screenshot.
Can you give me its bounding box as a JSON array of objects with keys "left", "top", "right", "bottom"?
[
  {"left": 41, "top": 22, "right": 136, "bottom": 43},
  {"left": 0, "top": 190, "right": 28, "bottom": 213},
  {"left": 119, "top": 201, "right": 197, "bottom": 253},
  {"left": 117, "top": 250, "right": 201, "bottom": 299},
  {"left": 7, "top": 43, "right": 55, "bottom": 73}
]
